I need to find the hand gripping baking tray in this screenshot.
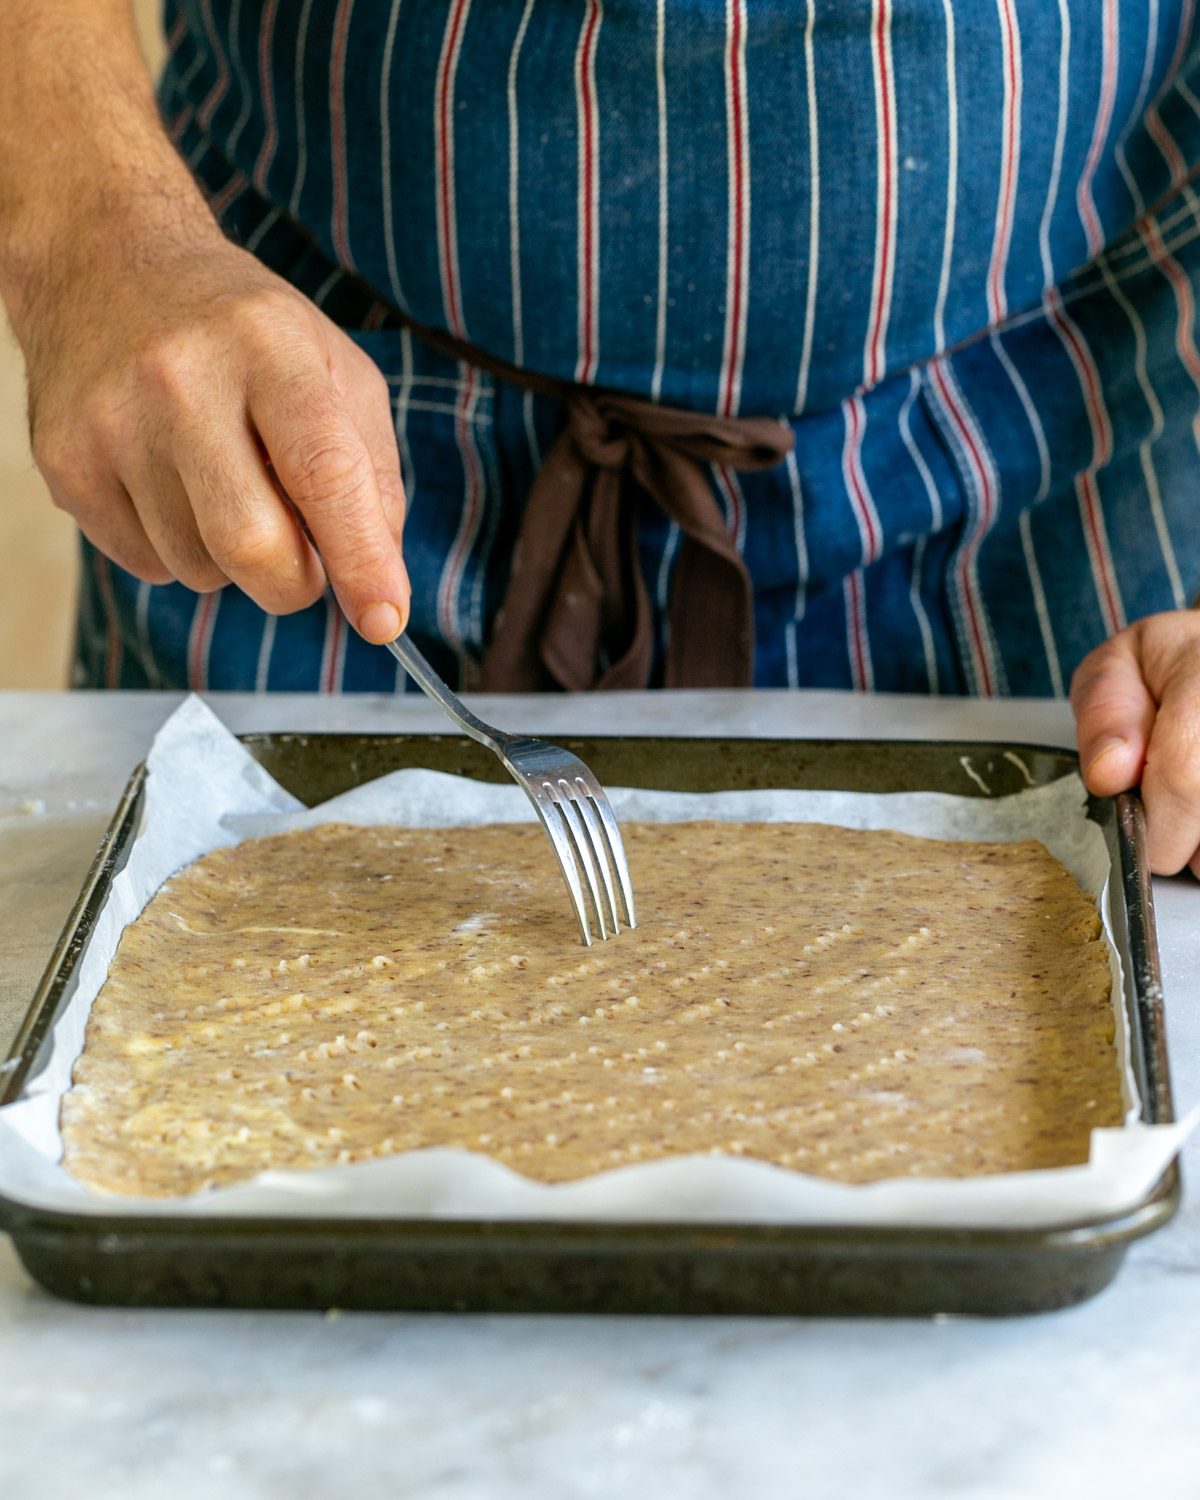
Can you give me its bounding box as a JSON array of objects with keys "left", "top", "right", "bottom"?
[{"left": 0, "top": 735, "right": 1180, "bottom": 1315}]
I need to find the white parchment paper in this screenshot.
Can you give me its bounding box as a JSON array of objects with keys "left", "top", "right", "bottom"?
[{"left": 0, "top": 694, "right": 1192, "bottom": 1229}]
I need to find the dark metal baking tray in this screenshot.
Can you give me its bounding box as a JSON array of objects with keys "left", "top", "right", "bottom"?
[{"left": 0, "top": 734, "right": 1180, "bottom": 1315}]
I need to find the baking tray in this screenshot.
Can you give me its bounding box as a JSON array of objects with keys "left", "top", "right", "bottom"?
[{"left": 0, "top": 735, "right": 1180, "bottom": 1316}]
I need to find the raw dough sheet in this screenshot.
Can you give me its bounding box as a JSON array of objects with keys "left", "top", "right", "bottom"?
[{"left": 0, "top": 696, "right": 1191, "bottom": 1228}]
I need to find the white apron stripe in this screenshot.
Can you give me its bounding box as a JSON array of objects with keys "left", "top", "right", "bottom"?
[
  {"left": 840, "top": 396, "right": 881, "bottom": 690},
  {"left": 908, "top": 538, "right": 939, "bottom": 694},
  {"left": 507, "top": 0, "right": 536, "bottom": 366},
  {"left": 841, "top": 395, "right": 883, "bottom": 564},
  {"left": 898, "top": 368, "right": 943, "bottom": 533},
  {"left": 785, "top": 446, "right": 809, "bottom": 627},
  {"left": 656, "top": 522, "right": 682, "bottom": 613},
  {"left": 436, "top": 367, "right": 487, "bottom": 680},
  {"left": 225, "top": 0, "right": 254, "bottom": 157},
  {"left": 990, "top": 330, "right": 1051, "bottom": 501},
  {"left": 1039, "top": 0, "right": 1072, "bottom": 294},
  {"left": 390, "top": 326, "right": 417, "bottom": 505},
  {"left": 1115, "top": 0, "right": 1161, "bottom": 219},
  {"left": 1019, "top": 509, "right": 1066, "bottom": 696},
  {"left": 651, "top": 0, "right": 670, "bottom": 403},
  {"left": 897, "top": 369, "right": 944, "bottom": 692},
  {"left": 794, "top": 0, "right": 821, "bottom": 411},
  {"left": 313, "top": 266, "right": 341, "bottom": 307},
  {"left": 784, "top": 624, "right": 799, "bottom": 689},
  {"left": 135, "top": 580, "right": 161, "bottom": 689},
  {"left": 177, "top": 25, "right": 209, "bottom": 95},
  {"left": 288, "top": 0, "right": 317, "bottom": 217},
  {"left": 655, "top": 521, "right": 683, "bottom": 667},
  {"left": 713, "top": 466, "right": 746, "bottom": 551},
  {"left": 381, "top": 0, "right": 408, "bottom": 311},
  {"left": 932, "top": 0, "right": 958, "bottom": 352},
  {"left": 254, "top": 610, "right": 277, "bottom": 692},
  {"left": 522, "top": 388, "right": 541, "bottom": 469},
  {"left": 93, "top": 554, "right": 123, "bottom": 690},
  {"left": 244, "top": 204, "right": 282, "bottom": 253},
  {"left": 1177, "top": 72, "right": 1200, "bottom": 120},
  {"left": 185, "top": 133, "right": 211, "bottom": 172},
  {"left": 784, "top": 446, "right": 809, "bottom": 685}
]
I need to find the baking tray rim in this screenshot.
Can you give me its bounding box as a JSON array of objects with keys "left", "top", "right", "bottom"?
[{"left": 0, "top": 732, "right": 1181, "bottom": 1251}]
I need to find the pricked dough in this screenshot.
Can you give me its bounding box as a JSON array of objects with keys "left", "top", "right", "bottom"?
[{"left": 60, "top": 820, "right": 1123, "bottom": 1196}]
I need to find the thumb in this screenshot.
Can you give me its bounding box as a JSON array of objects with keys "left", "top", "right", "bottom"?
[{"left": 1070, "top": 628, "right": 1157, "bottom": 796}]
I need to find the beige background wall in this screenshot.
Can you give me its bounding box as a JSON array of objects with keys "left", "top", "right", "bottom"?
[{"left": 0, "top": 1, "right": 165, "bottom": 688}]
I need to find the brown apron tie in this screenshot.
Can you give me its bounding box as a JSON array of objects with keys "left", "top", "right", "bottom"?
[{"left": 399, "top": 318, "right": 794, "bottom": 691}]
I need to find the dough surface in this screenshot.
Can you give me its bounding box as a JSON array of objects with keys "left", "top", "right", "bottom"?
[{"left": 60, "top": 820, "right": 1124, "bottom": 1196}]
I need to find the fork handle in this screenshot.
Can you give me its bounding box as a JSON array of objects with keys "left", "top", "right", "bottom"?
[{"left": 385, "top": 634, "right": 510, "bottom": 756}]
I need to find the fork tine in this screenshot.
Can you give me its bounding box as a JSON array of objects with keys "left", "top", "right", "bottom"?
[
  {"left": 383, "top": 631, "right": 633, "bottom": 946},
  {"left": 568, "top": 780, "right": 621, "bottom": 936},
  {"left": 577, "top": 779, "right": 637, "bottom": 930},
  {"left": 550, "top": 782, "right": 608, "bottom": 941},
  {"left": 528, "top": 792, "right": 593, "bottom": 946}
]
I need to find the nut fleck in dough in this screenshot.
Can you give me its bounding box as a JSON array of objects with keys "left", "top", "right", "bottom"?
[{"left": 60, "top": 821, "right": 1123, "bottom": 1196}]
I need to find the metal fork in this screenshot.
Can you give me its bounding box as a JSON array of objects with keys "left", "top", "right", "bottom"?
[{"left": 385, "top": 633, "right": 636, "bottom": 946}]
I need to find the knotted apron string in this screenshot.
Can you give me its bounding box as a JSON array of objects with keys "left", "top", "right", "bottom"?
[{"left": 399, "top": 317, "right": 794, "bottom": 691}]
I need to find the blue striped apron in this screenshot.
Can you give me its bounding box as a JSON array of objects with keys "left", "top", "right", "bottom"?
[{"left": 76, "top": 0, "right": 1200, "bottom": 696}]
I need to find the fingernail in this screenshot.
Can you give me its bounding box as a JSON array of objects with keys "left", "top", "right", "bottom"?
[
  {"left": 1085, "top": 735, "right": 1128, "bottom": 774},
  {"left": 359, "top": 601, "right": 403, "bottom": 643}
]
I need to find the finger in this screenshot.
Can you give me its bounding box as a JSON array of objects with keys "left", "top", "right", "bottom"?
[
  {"left": 1070, "top": 630, "right": 1156, "bottom": 796},
  {"left": 119, "top": 461, "right": 229, "bottom": 594},
  {"left": 173, "top": 418, "right": 327, "bottom": 615},
  {"left": 338, "top": 354, "right": 408, "bottom": 554},
  {"left": 249, "top": 363, "right": 411, "bottom": 644},
  {"left": 49, "top": 475, "right": 172, "bottom": 584},
  {"left": 1139, "top": 659, "right": 1200, "bottom": 875}
]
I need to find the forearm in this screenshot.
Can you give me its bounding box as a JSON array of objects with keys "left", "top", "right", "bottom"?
[
  {"left": 0, "top": 0, "right": 409, "bottom": 646},
  {"left": 0, "top": 0, "right": 212, "bottom": 334}
]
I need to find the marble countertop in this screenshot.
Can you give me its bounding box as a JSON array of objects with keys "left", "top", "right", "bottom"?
[{"left": 1, "top": 690, "right": 1197, "bottom": 1500}]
